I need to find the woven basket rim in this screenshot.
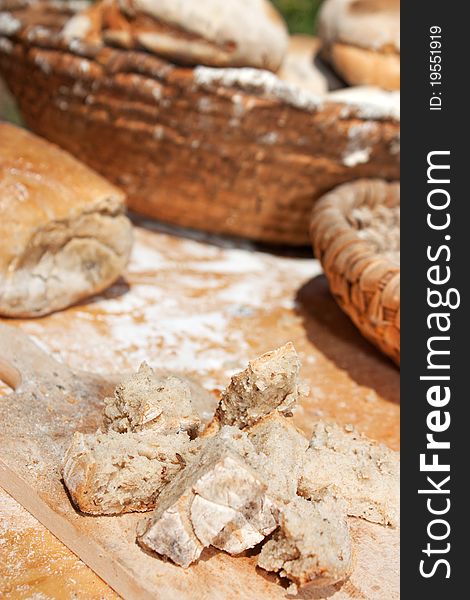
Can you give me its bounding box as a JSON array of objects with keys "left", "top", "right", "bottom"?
[
  {"left": 310, "top": 178, "right": 400, "bottom": 365},
  {"left": 312, "top": 178, "right": 400, "bottom": 274}
]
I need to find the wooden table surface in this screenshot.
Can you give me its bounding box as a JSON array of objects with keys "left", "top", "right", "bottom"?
[{"left": 0, "top": 219, "right": 399, "bottom": 599}]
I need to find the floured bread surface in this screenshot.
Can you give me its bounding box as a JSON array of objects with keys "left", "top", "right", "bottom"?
[
  {"left": 138, "top": 429, "right": 278, "bottom": 567},
  {"left": 298, "top": 422, "right": 400, "bottom": 526},
  {"left": 247, "top": 413, "right": 308, "bottom": 502},
  {"left": 63, "top": 0, "right": 288, "bottom": 71},
  {"left": 104, "top": 362, "right": 200, "bottom": 437},
  {"left": 62, "top": 429, "right": 193, "bottom": 515},
  {"left": 216, "top": 343, "right": 303, "bottom": 428},
  {"left": 258, "top": 492, "right": 353, "bottom": 590},
  {"left": 0, "top": 123, "right": 132, "bottom": 317}
]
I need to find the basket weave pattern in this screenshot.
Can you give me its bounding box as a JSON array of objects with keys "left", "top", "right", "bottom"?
[
  {"left": 310, "top": 179, "right": 400, "bottom": 364},
  {"left": 0, "top": 0, "right": 400, "bottom": 245}
]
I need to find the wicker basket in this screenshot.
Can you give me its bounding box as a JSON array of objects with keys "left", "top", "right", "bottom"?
[
  {"left": 310, "top": 179, "right": 400, "bottom": 364},
  {"left": 0, "top": 0, "right": 400, "bottom": 245}
]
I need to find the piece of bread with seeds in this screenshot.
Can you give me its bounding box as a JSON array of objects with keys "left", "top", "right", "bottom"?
[
  {"left": 103, "top": 362, "right": 200, "bottom": 437},
  {"left": 62, "top": 0, "right": 289, "bottom": 72},
  {"left": 137, "top": 428, "right": 278, "bottom": 567},
  {"left": 247, "top": 412, "right": 308, "bottom": 502},
  {"left": 298, "top": 421, "right": 399, "bottom": 526},
  {"left": 0, "top": 122, "right": 132, "bottom": 317},
  {"left": 62, "top": 429, "right": 194, "bottom": 515},
  {"left": 258, "top": 491, "right": 353, "bottom": 590}
]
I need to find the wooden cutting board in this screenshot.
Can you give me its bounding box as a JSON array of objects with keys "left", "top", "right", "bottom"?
[{"left": 0, "top": 221, "right": 399, "bottom": 599}]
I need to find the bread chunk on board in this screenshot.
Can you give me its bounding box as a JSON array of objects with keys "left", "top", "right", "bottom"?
[
  {"left": 298, "top": 421, "right": 400, "bottom": 526},
  {"left": 247, "top": 412, "right": 308, "bottom": 502},
  {"left": 62, "top": 429, "right": 193, "bottom": 515},
  {"left": 103, "top": 362, "right": 201, "bottom": 437},
  {"left": 138, "top": 428, "right": 279, "bottom": 567},
  {"left": 215, "top": 343, "right": 305, "bottom": 429},
  {"left": 258, "top": 492, "right": 353, "bottom": 590},
  {"left": 0, "top": 122, "right": 132, "bottom": 317}
]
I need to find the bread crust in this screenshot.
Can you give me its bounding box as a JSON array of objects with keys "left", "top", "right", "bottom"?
[
  {"left": 0, "top": 123, "right": 132, "bottom": 317},
  {"left": 215, "top": 343, "right": 303, "bottom": 428},
  {"left": 63, "top": 0, "right": 288, "bottom": 72},
  {"left": 62, "top": 429, "right": 193, "bottom": 515}
]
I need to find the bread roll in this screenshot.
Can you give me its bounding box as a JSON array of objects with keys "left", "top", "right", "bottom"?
[
  {"left": 318, "top": 0, "right": 400, "bottom": 90},
  {"left": 0, "top": 123, "right": 132, "bottom": 317},
  {"left": 298, "top": 421, "right": 400, "bottom": 527},
  {"left": 63, "top": 0, "right": 289, "bottom": 72}
]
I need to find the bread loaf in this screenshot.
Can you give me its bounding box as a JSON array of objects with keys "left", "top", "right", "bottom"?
[
  {"left": 318, "top": 0, "right": 400, "bottom": 90},
  {"left": 298, "top": 421, "right": 400, "bottom": 526},
  {"left": 0, "top": 123, "right": 132, "bottom": 317},
  {"left": 63, "top": 0, "right": 289, "bottom": 71}
]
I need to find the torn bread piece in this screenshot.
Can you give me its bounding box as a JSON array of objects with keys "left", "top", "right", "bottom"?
[
  {"left": 137, "top": 429, "right": 278, "bottom": 567},
  {"left": 62, "top": 429, "right": 193, "bottom": 515},
  {"left": 298, "top": 422, "right": 399, "bottom": 527},
  {"left": 247, "top": 412, "right": 308, "bottom": 502},
  {"left": 215, "top": 343, "right": 304, "bottom": 429},
  {"left": 103, "top": 362, "right": 200, "bottom": 437},
  {"left": 258, "top": 492, "right": 353, "bottom": 590}
]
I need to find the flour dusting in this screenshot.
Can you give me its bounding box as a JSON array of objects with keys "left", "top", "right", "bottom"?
[{"left": 17, "top": 225, "right": 318, "bottom": 389}]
